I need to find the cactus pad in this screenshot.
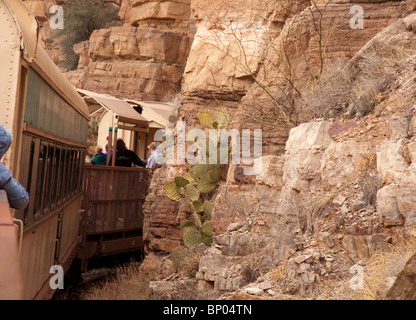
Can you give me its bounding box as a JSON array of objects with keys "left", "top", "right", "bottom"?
[
  {"left": 197, "top": 179, "right": 217, "bottom": 194},
  {"left": 216, "top": 108, "right": 230, "bottom": 129},
  {"left": 180, "top": 220, "right": 197, "bottom": 231},
  {"left": 186, "top": 184, "right": 200, "bottom": 202},
  {"left": 192, "top": 200, "right": 204, "bottom": 213},
  {"left": 164, "top": 181, "right": 182, "bottom": 201},
  {"left": 175, "top": 176, "right": 190, "bottom": 188},
  {"left": 201, "top": 233, "right": 213, "bottom": 246},
  {"left": 183, "top": 228, "right": 202, "bottom": 249},
  {"left": 203, "top": 201, "right": 214, "bottom": 219},
  {"left": 202, "top": 221, "right": 212, "bottom": 237},
  {"left": 190, "top": 163, "right": 208, "bottom": 179},
  {"left": 198, "top": 110, "right": 214, "bottom": 129}
]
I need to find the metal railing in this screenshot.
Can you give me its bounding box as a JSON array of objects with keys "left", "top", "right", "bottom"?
[{"left": 78, "top": 165, "right": 153, "bottom": 265}]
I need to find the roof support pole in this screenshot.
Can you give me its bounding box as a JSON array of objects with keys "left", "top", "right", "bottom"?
[{"left": 111, "top": 113, "right": 119, "bottom": 167}]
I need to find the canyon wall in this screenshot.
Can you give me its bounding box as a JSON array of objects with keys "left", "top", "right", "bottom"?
[{"left": 145, "top": 0, "right": 416, "bottom": 299}]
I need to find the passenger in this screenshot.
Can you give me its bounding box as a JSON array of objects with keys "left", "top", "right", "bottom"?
[
  {"left": 91, "top": 145, "right": 107, "bottom": 165},
  {"left": 111, "top": 138, "right": 146, "bottom": 167},
  {"left": 146, "top": 142, "right": 162, "bottom": 169},
  {"left": 0, "top": 124, "right": 29, "bottom": 209}
]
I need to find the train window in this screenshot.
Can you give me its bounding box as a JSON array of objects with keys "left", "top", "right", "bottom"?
[
  {"left": 44, "top": 145, "right": 56, "bottom": 210},
  {"left": 51, "top": 148, "right": 61, "bottom": 206},
  {"left": 34, "top": 144, "right": 47, "bottom": 217},
  {"left": 73, "top": 151, "right": 80, "bottom": 194},
  {"left": 65, "top": 150, "right": 73, "bottom": 198},
  {"left": 59, "top": 149, "right": 66, "bottom": 202},
  {"left": 23, "top": 139, "right": 35, "bottom": 224},
  {"left": 18, "top": 136, "right": 86, "bottom": 223}
]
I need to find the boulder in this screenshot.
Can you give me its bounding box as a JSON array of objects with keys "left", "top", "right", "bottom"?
[
  {"left": 385, "top": 253, "right": 416, "bottom": 300},
  {"left": 321, "top": 141, "right": 373, "bottom": 189},
  {"left": 342, "top": 234, "right": 388, "bottom": 259},
  {"left": 253, "top": 155, "right": 284, "bottom": 188},
  {"left": 377, "top": 185, "right": 416, "bottom": 227}
]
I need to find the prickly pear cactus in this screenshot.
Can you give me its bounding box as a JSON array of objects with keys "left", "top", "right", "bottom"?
[
  {"left": 163, "top": 108, "right": 231, "bottom": 254},
  {"left": 206, "top": 166, "right": 222, "bottom": 183}
]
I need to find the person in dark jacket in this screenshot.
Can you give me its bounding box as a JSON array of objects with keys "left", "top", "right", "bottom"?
[
  {"left": 91, "top": 145, "right": 107, "bottom": 165},
  {"left": 0, "top": 124, "right": 29, "bottom": 209},
  {"left": 111, "top": 138, "right": 146, "bottom": 167}
]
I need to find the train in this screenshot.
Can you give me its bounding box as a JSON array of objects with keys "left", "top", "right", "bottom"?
[
  {"left": 0, "top": 0, "right": 89, "bottom": 299},
  {"left": 0, "top": 0, "right": 153, "bottom": 300}
]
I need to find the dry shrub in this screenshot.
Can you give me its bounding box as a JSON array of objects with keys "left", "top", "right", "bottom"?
[
  {"left": 299, "top": 57, "right": 353, "bottom": 121},
  {"left": 178, "top": 253, "right": 201, "bottom": 278},
  {"left": 355, "top": 154, "right": 381, "bottom": 207},
  {"left": 269, "top": 264, "right": 287, "bottom": 283},
  {"left": 299, "top": 196, "right": 333, "bottom": 234},
  {"left": 360, "top": 229, "right": 416, "bottom": 300},
  {"left": 81, "top": 261, "right": 156, "bottom": 300},
  {"left": 300, "top": 42, "right": 415, "bottom": 120}
]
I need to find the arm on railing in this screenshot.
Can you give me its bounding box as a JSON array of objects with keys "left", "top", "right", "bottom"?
[{"left": 0, "top": 190, "right": 23, "bottom": 300}]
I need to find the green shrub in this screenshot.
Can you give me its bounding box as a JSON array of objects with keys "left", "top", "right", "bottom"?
[{"left": 52, "top": 0, "right": 120, "bottom": 70}]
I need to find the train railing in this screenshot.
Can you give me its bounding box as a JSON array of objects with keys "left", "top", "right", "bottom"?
[
  {"left": 0, "top": 190, "right": 23, "bottom": 299},
  {"left": 78, "top": 165, "right": 153, "bottom": 269}
]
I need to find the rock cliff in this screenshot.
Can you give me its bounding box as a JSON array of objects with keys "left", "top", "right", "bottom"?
[{"left": 145, "top": 0, "right": 416, "bottom": 300}]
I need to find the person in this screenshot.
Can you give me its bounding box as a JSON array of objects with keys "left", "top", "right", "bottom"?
[
  {"left": 146, "top": 142, "right": 162, "bottom": 169},
  {"left": 0, "top": 124, "right": 29, "bottom": 209},
  {"left": 91, "top": 145, "right": 107, "bottom": 165},
  {"left": 111, "top": 138, "right": 146, "bottom": 167}
]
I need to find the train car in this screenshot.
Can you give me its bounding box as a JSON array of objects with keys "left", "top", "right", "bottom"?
[{"left": 0, "top": 0, "right": 90, "bottom": 299}]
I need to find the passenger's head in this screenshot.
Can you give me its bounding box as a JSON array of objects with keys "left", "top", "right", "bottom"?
[
  {"left": 116, "top": 138, "right": 127, "bottom": 152},
  {"left": 95, "top": 145, "right": 103, "bottom": 154},
  {"left": 148, "top": 142, "right": 159, "bottom": 154}
]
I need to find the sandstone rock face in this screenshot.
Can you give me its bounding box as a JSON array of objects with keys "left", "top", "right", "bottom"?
[
  {"left": 61, "top": 0, "right": 193, "bottom": 100},
  {"left": 376, "top": 139, "right": 416, "bottom": 227},
  {"left": 321, "top": 141, "right": 374, "bottom": 189},
  {"left": 143, "top": 167, "right": 185, "bottom": 253},
  {"left": 282, "top": 121, "right": 333, "bottom": 194},
  {"left": 70, "top": 26, "right": 190, "bottom": 100}
]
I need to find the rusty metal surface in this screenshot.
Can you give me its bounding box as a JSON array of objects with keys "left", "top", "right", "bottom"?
[
  {"left": 79, "top": 165, "right": 153, "bottom": 260},
  {"left": 0, "top": 190, "right": 23, "bottom": 300}
]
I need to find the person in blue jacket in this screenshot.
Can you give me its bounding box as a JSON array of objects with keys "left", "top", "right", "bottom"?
[
  {"left": 0, "top": 124, "right": 29, "bottom": 209},
  {"left": 91, "top": 145, "right": 107, "bottom": 165}
]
